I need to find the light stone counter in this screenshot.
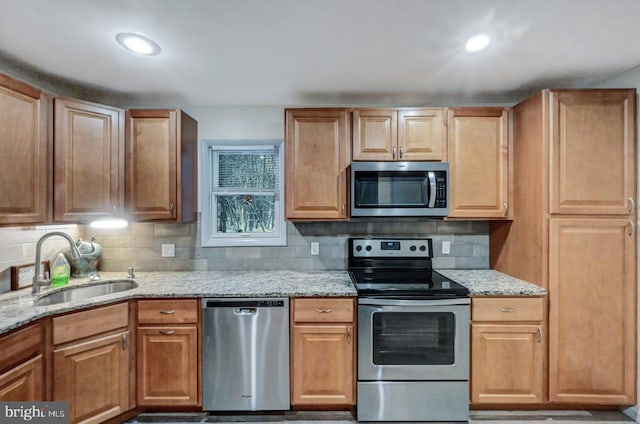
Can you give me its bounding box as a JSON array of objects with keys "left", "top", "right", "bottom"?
[
  {"left": 0, "top": 270, "right": 356, "bottom": 335},
  {"left": 437, "top": 269, "right": 547, "bottom": 296}
]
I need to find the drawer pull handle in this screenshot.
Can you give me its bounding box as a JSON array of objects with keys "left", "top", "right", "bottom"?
[
  {"left": 160, "top": 330, "right": 175, "bottom": 335},
  {"left": 500, "top": 308, "right": 516, "bottom": 313},
  {"left": 160, "top": 310, "right": 176, "bottom": 315},
  {"left": 316, "top": 308, "right": 333, "bottom": 313}
]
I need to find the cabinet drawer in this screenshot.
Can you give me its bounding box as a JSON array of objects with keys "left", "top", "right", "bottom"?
[
  {"left": 0, "top": 324, "right": 42, "bottom": 373},
  {"left": 472, "top": 297, "right": 544, "bottom": 322},
  {"left": 138, "top": 299, "right": 198, "bottom": 324},
  {"left": 53, "top": 303, "right": 129, "bottom": 345},
  {"left": 293, "top": 298, "right": 354, "bottom": 323}
]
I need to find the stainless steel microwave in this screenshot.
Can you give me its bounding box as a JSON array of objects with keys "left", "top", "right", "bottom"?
[{"left": 350, "top": 162, "right": 449, "bottom": 217}]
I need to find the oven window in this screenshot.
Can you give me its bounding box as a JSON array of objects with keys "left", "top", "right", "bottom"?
[
  {"left": 372, "top": 312, "right": 455, "bottom": 365},
  {"left": 354, "top": 171, "right": 428, "bottom": 208}
]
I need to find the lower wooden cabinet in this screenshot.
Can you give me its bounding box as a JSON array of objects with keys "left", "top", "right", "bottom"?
[
  {"left": 136, "top": 299, "right": 200, "bottom": 407},
  {"left": 0, "top": 354, "right": 44, "bottom": 401},
  {"left": 291, "top": 325, "right": 354, "bottom": 405},
  {"left": 53, "top": 331, "right": 130, "bottom": 424},
  {"left": 290, "top": 297, "right": 355, "bottom": 407},
  {"left": 471, "top": 297, "right": 545, "bottom": 404},
  {"left": 471, "top": 324, "right": 544, "bottom": 403},
  {"left": 137, "top": 326, "right": 198, "bottom": 406}
]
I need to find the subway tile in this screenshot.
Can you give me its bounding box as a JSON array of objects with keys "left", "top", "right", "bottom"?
[
  {"left": 99, "top": 259, "right": 129, "bottom": 272},
  {"left": 21, "top": 242, "right": 35, "bottom": 258},
  {"left": 451, "top": 243, "right": 473, "bottom": 256},
  {"left": 101, "top": 247, "right": 122, "bottom": 260},
  {"left": 135, "top": 259, "right": 172, "bottom": 272},
  {"left": 0, "top": 245, "right": 22, "bottom": 262},
  {"left": 473, "top": 244, "right": 490, "bottom": 257},
  {"left": 225, "top": 247, "right": 260, "bottom": 259},
  {"left": 244, "top": 258, "right": 314, "bottom": 271},
  {"left": 436, "top": 221, "right": 475, "bottom": 234},
  {"left": 331, "top": 245, "right": 347, "bottom": 259},
  {"left": 207, "top": 259, "right": 243, "bottom": 271},
  {"left": 99, "top": 236, "right": 135, "bottom": 248},
  {"left": 133, "top": 236, "right": 173, "bottom": 248},
  {"left": 401, "top": 220, "right": 438, "bottom": 235},
  {"left": 259, "top": 247, "right": 296, "bottom": 259},
  {"left": 313, "top": 257, "right": 346, "bottom": 270},
  {"left": 169, "top": 259, "right": 198, "bottom": 271},
  {"left": 130, "top": 223, "right": 154, "bottom": 236},
  {"left": 120, "top": 247, "right": 159, "bottom": 259},
  {"left": 175, "top": 247, "right": 194, "bottom": 259},
  {"left": 455, "top": 256, "right": 489, "bottom": 269},
  {"left": 195, "top": 247, "right": 225, "bottom": 259},
  {"left": 153, "top": 223, "right": 191, "bottom": 237},
  {"left": 174, "top": 236, "right": 196, "bottom": 248},
  {"left": 432, "top": 256, "right": 456, "bottom": 269}
]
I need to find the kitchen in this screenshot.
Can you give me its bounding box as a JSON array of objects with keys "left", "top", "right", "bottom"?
[{"left": 0, "top": 1, "right": 639, "bottom": 424}]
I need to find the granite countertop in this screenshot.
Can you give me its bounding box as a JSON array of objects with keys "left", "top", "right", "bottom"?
[
  {"left": 437, "top": 269, "right": 548, "bottom": 296},
  {"left": 0, "top": 268, "right": 546, "bottom": 336},
  {"left": 0, "top": 270, "right": 356, "bottom": 335}
]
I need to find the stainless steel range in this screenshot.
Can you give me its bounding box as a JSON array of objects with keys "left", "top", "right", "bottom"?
[{"left": 349, "top": 238, "right": 470, "bottom": 422}]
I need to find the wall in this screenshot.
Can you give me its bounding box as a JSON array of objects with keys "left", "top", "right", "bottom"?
[{"left": 90, "top": 218, "right": 489, "bottom": 272}]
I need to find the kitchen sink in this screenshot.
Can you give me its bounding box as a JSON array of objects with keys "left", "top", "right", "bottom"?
[{"left": 34, "top": 280, "right": 138, "bottom": 306}]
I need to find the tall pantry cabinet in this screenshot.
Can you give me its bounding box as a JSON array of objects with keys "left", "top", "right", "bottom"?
[{"left": 490, "top": 89, "right": 636, "bottom": 405}]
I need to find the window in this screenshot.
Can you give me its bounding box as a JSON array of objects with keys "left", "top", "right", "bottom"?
[{"left": 201, "top": 139, "right": 286, "bottom": 247}]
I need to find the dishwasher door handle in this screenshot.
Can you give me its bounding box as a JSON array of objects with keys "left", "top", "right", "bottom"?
[{"left": 234, "top": 307, "right": 258, "bottom": 315}]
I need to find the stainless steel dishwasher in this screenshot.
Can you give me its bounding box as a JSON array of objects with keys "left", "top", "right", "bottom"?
[{"left": 202, "top": 298, "right": 290, "bottom": 411}]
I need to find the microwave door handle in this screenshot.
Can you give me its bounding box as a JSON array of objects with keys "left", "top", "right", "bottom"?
[{"left": 427, "top": 171, "right": 436, "bottom": 208}]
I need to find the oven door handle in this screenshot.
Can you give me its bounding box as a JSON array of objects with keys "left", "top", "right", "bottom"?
[{"left": 358, "top": 298, "right": 470, "bottom": 306}]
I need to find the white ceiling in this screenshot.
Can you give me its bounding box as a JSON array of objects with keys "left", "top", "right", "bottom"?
[{"left": 0, "top": 0, "right": 639, "bottom": 107}]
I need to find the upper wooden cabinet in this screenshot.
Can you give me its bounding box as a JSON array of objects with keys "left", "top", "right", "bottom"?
[
  {"left": 54, "top": 97, "right": 125, "bottom": 222},
  {"left": 125, "top": 110, "right": 197, "bottom": 222},
  {"left": 550, "top": 90, "right": 635, "bottom": 215},
  {"left": 285, "top": 109, "right": 350, "bottom": 220},
  {"left": 0, "top": 74, "right": 48, "bottom": 226},
  {"left": 353, "top": 108, "right": 445, "bottom": 161},
  {"left": 448, "top": 108, "right": 510, "bottom": 219}
]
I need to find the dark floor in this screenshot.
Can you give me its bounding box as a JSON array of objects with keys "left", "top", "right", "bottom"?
[{"left": 125, "top": 410, "right": 635, "bottom": 424}]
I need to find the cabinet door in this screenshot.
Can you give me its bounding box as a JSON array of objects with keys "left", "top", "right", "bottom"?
[
  {"left": 448, "top": 108, "right": 509, "bottom": 218},
  {"left": 398, "top": 109, "right": 445, "bottom": 161},
  {"left": 137, "top": 326, "right": 198, "bottom": 406},
  {"left": 353, "top": 109, "right": 397, "bottom": 160},
  {"left": 0, "top": 355, "right": 43, "bottom": 401},
  {"left": 54, "top": 98, "right": 124, "bottom": 222},
  {"left": 291, "top": 325, "right": 354, "bottom": 405},
  {"left": 126, "top": 110, "right": 177, "bottom": 221},
  {"left": 0, "top": 74, "right": 47, "bottom": 225},
  {"left": 549, "top": 218, "right": 636, "bottom": 404},
  {"left": 53, "top": 331, "right": 130, "bottom": 424},
  {"left": 471, "top": 325, "right": 543, "bottom": 404},
  {"left": 550, "top": 90, "right": 635, "bottom": 215},
  {"left": 285, "top": 109, "right": 350, "bottom": 220}
]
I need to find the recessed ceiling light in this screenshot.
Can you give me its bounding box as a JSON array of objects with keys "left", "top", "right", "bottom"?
[
  {"left": 115, "top": 33, "right": 161, "bottom": 56},
  {"left": 465, "top": 34, "right": 490, "bottom": 52}
]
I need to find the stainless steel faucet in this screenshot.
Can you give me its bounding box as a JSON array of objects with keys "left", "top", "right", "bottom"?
[{"left": 32, "top": 232, "right": 82, "bottom": 295}]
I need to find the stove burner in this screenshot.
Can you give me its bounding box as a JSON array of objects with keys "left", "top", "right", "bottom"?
[{"left": 348, "top": 237, "right": 469, "bottom": 299}]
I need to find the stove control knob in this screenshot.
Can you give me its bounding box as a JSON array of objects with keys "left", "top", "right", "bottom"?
[
  {"left": 355, "top": 245, "right": 362, "bottom": 252},
  {"left": 410, "top": 245, "right": 417, "bottom": 251},
  {"left": 419, "top": 245, "right": 427, "bottom": 251},
  {"left": 365, "top": 245, "right": 372, "bottom": 252}
]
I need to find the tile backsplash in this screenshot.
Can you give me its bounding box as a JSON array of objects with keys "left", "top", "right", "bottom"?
[
  {"left": 86, "top": 218, "right": 489, "bottom": 273},
  {"left": 0, "top": 225, "right": 82, "bottom": 293},
  {"left": 0, "top": 218, "right": 489, "bottom": 292}
]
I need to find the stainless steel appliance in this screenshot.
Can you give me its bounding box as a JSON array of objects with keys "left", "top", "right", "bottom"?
[
  {"left": 202, "top": 298, "right": 290, "bottom": 411},
  {"left": 349, "top": 238, "right": 470, "bottom": 422},
  {"left": 350, "top": 161, "right": 449, "bottom": 217}
]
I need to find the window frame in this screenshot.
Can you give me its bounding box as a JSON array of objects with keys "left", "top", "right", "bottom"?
[{"left": 200, "top": 139, "right": 286, "bottom": 247}]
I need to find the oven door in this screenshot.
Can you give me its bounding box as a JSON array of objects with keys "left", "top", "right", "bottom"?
[{"left": 358, "top": 297, "right": 470, "bottom": 381}]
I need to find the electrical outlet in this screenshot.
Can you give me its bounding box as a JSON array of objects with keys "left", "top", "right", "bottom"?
[
  {"left": 442, "top": 241, "right": 451, "bottom": 255},
  {"left": 310, "top": 242, "right": 320, "bottom": 256},
  {"left": 161, "top": 244, "right": 176, "bottom": 257}
]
